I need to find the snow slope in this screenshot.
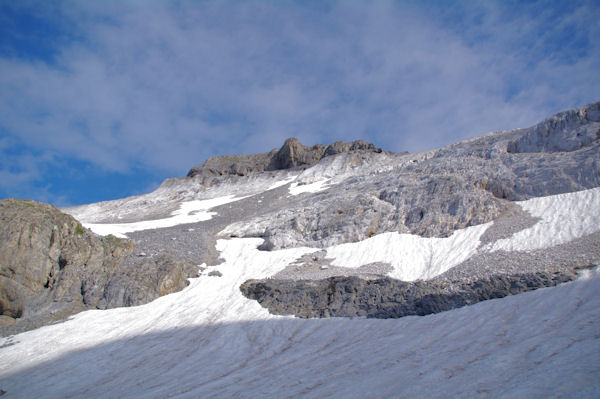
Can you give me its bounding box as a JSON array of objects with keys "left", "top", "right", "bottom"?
[
  {"left": 1, "top": 189, "right": 599, "bottom": 398},
  {"left": 0, "top": 263, "right": 598, "bottom": 398},
  {"left": 488, "top": 187, "right": 600, "bottom": 251}
]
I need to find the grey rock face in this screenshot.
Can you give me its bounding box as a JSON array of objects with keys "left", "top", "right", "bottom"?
[
  {"left": 187, "top": 137, "right": 382, "bottom": 177},
  {"left": 0, "top": 199, "right": 198, "bottom": 336},
  {"left": 229, "top": 101, "right": 600, "bottom": 250},
  {"left": 0, "top": 199, "right": 119, "bottom": 321},
  {"left": 98, "top": 254, "right": 198, "bottom": 309},
  {"left": 257, "top": 192, "right": 401, "bottom": 251},
  {"left": 240, "top": 270, "right": 581, "bottom": 319},
  {"left": 507, "top": 102, "right": 600, "bottom": 153}
]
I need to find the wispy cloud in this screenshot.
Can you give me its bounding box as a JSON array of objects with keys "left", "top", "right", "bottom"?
[{"left": 0, "top": 0, "right": 598, "bottom": 204}]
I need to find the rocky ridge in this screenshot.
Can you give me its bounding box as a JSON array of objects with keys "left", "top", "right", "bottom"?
[{"left": 187, "top": 137, "right": 383, "bottom": 178}]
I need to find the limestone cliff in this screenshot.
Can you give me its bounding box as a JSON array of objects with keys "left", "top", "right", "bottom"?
[{"left": 0, "top": 199, "right": 198, "bottom": 335}]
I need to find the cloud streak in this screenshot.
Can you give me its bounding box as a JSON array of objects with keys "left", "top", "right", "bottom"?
[{"left": 0, "top": 0, "right": 598, "bottom": 204}]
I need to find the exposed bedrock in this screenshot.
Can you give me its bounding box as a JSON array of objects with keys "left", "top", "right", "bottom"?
[
  {"left": 225, "top": 102, "right": 600, "bottom": 250},
  {"left": 187, "top": 137, "right": 383, "bottom": 177},
  {"left": 240, "top": 270, "right": 581, "bottom": 319},
  {"left": 0, "top": 199, "right": 198, "bottom": 335},
  {"left": 506, "top": 101, "right": 600, "bottom": 153}
]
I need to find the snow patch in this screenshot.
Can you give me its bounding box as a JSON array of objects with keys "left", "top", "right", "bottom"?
[
  {"left": 488, "top": 187, "right": 600, "bottom": 252},
  {"left": 267, "top": 175, "right": 297, "bottom": 190},
  {"left": 289, "top": 179, "right": 331, "bottom": 195},
  {"left": 326, "top": 223, "right": 491, "bottom": 281},
  {"left": 83, "top": 195, "right": 246, "bottom": 238}
]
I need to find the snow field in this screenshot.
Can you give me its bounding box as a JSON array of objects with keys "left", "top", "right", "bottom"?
[{"left": 1, "top": 266, "right": 598, "bottom": 398}]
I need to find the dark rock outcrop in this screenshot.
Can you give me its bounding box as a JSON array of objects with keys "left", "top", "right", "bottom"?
[
  {"left": 187, "top": 137, "right": 382, "bottom": 177},
  {"left": 0, "top": 199, "right": 198, "bottom": 335},
  {"left": 240, "top": 270, "right": 580, "bottom": 319}
]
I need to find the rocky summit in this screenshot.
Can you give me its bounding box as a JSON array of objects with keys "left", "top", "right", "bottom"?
[
  {"left": 186, "top": 137, "right": 383, "bottom": 178},
  {"left": 1, "top": 101, "right": 599, "bottom": 398}
]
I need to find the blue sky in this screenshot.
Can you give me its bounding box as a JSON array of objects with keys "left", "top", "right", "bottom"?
[{"left": 1, "top": 0, "right": 599, "bottom": 206}]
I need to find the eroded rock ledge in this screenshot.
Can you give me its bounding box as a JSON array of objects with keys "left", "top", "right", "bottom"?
[
  {"left": 0, "top": 199, "right": 198, "bottom": 336},
  {"left": 240, "top": 270, "right": 584, "bottom": 319}
]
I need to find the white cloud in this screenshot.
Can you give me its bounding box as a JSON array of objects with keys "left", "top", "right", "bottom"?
[{"left": 0, "top": 1, "right": 598, "bottom": 203}]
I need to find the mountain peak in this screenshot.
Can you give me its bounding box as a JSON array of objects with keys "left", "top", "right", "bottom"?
[{"left": 187, "top": 137, "right": 383, "bottom": 178}]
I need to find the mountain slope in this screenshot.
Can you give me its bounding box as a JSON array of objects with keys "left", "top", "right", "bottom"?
[
  {"left": 1, "top": 101, "right": 599, "bottom": 398},
  {"left": 0, "top": 237, "right": 598, "bottom": 398}
]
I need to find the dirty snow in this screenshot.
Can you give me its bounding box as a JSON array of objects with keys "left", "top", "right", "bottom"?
[{"left": 288, "top": 179, "right": 332, "bottom": 195}]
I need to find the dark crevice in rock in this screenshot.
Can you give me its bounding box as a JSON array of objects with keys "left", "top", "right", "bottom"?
[{"left": 58, "top": 255, "right": 68, "bottom": 270}]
